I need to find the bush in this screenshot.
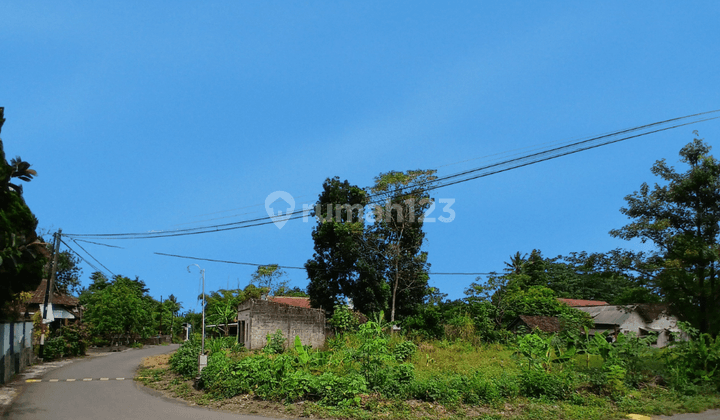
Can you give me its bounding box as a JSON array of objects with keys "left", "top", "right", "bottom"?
[
  {"left": 317, "top": 372, "right": 368, "bottom": 406},
  {"left": 170, "top": 339, "right": 201, "bottom": 378},
  {"left": 664, "top": 323, "right": 720, "bottom": 393},
  {"left": 328, "top": 304, "right": 361, "bottom": 334},
  {"left": 465, "top": 373, "right": 502, "bottom": 404},
  {"left": 393, "top": 340, "right": 417, "bottom": 362},
  {"left": 43, "top": 336, "right": 67, "bottom": 360},
  {"left": 264, "top": 329, "right": 286, "bottom": 354},
  {"left": 42, "top": 324, "right": 89, "bottom": 360},
  {"left": 520, "top": 370, "right": 574, "bottom": 400},
  {"left": 410, "top": 376, "right": 462, "bottom": 403}
]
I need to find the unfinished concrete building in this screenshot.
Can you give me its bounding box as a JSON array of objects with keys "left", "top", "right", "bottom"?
[{"left": 236, "top": 298, "right": 326, "bottom": 350}]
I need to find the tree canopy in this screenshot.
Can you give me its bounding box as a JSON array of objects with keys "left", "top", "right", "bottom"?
[
  {"left": 80, "top": 273, "right": 158, "bottom": 342},
  {"left": 611, "top": 135, "right": 720, "bottom": 335},
  {"left": 0, "top": 107, "right": 46, "bottom": 309}
]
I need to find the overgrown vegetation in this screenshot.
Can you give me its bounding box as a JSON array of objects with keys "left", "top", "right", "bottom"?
[
  {"left": 159, "top": 319, "right": 720, "bottom": 419},
  {"left": 42, "top": 323, "right": 89, "bottom": 360}
]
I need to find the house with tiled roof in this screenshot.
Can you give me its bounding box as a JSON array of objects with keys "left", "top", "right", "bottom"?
[
  {"left": 236, "top": 297, "right": 326, "bottom": 350},
  {"left": 22, "top": 279, "right": 81, "bottom": 326},
  {"left": 509, "top": 315, "right": 562, "bottom": 333},
  {"left": 557, "top": 298, "right": 609, "bottom": 307},
  {"left": 268, "top": 296, "right": 312, "bottom": 309}
]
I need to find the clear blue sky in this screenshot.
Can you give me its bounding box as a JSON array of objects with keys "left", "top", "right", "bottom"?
[{"left": 3, "top": 2, "right": 719, "bottom": 313}]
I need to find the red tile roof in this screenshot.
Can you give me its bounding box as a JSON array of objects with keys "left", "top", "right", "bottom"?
[
  {"left": 28, "top": 279, "right": 79, "bottom": 307},
  {"left": 557, "top": 298, "right": 608, "bottom": 307},
  {"left": 516, "top": 315, "right": 561, "bottom": 333},
  {"left": 269, "top": 296, "right": 312, "bottom": 309}
]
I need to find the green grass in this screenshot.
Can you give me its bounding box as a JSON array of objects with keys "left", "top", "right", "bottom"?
[
  {"left": 411, "top": 340, "right": 518, "bottom": 379},
  {"left": 152, "top": 333, "right": 720, "bottom": 420}
]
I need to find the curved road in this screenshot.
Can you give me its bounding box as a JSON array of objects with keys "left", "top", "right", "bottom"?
[{"left": 5, "top": 345, "right": 275, "bottom": 419}]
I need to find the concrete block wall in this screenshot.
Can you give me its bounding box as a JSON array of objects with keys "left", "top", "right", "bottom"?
[
  {"left": 237, "top": 299, "right": 326, "bottom": 350},
  {"left": 0, "top": 322, "right": 35, "bottom": 384}
]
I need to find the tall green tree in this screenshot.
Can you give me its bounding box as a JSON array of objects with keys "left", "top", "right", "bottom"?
[
  {"left": 55, "top": 251, "right": 82, "bottom": 296},
  {"left": 0, "top": 107, "right": 46, "bottom": 308},
  {"left": 306, "top": 177, "right": 387, "bottom": 315},
  {"left": 369, "top": 169, "right": 437, "bottom": 323},
  {"left": 80, "top": 274, "right": 156, "bottom": 342},
  {"left": 250, "top": 264, "right": 289, "bottom": 296},
  {"left": 611, "top": 136, "right": 720, "bottom": 335}
]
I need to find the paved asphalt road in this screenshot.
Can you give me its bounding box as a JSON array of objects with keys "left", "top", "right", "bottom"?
[{"left": 5, "top": 345, "right": 276, "bottom": 420}]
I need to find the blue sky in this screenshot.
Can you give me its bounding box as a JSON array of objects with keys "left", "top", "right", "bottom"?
[{"left": 3, "top": 2, "right": 720, "bottom": 313}]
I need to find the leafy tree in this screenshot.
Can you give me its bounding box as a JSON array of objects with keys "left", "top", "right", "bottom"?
[
  {"left": 202, "top": 284, "right": 265, "bottom": 336},
  {"left": 611, "top": 136, "right": 720, "bottom": 335},
  {"left": 80, "top": 274, "right": 157, "bottom": 343},
  {"left": 275, "top": 286, "right": 308, "bottom": 297},
  {"left": 0, "top": 108, "right": 46, "bottom": 309},
  {"left": 369, "top": 169, "right": 437, "bottom": 323},
  {"left": 467, "top": 253, "right": 593, "bottom": 329},
  {"left": 250, "top": 264, "right": 289, "bottom": 296},
  {"left": 55, "top": 251, "right": 82, "bottom": 296},
  {"left": 306, "top": 177, "right": 387, "bottom": 315},
  {"left": 481, "top": 249, "right": 655, "bottom": 306}
]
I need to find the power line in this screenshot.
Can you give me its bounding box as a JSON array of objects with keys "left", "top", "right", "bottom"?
[
  {"left": 59, "top": 238, "right": 106, "bottom": 276},
  {"left": 73, "top": 239, "right": 124, "bottom": 249},
  {"left": 61, "top": 238, "right": 115, "bottom": 277},
  {"left": 63, "top": 110, "right": 720, "bottom": 240},
  {"left": 154, "top": 251, "right": 496, "bottom": 275},
  {"left": 154, "top": 252, "right": 304, "bottom": 270}
]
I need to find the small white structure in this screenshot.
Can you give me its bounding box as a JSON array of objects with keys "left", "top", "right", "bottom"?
[{"left": 575, "top": 304, "right": 683, "bottom": 348}]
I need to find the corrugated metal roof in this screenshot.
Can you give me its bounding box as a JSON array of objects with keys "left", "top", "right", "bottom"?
[{"left": 575, "top": 305, "right": 632, "bottom": 326}]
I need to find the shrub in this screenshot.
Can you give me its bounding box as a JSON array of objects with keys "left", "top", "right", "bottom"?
[
  {"left": 393, "top": 340, "right": 417, "bottom": 362},
  {"left": 410, "top": 376, "right": 461, "bottom": 403},
  {"left": 317, "top": 372, "right": 368, "bottom": 406},
  {"left": 264, "top": 329, "right": 286, "bottom": 354},
  {"left": 328, "top": 304, "right": 361, "bottom": 334},
  {"left": 519, "top": 369, "right": 574, "bottom": 400},
  {"left": 465, "top": 373, "right": 502, "bottom": 404},
  {"left": 43, "top": 336, "right": 67, "bottom": 360},
  {"left": 169, "top": 339, "right": 201, "bottom": 378},
  {"left": 664, "top": 323, "right": 720, "bottom": 393},
  {"left": 494, "top": 373, "right": 521, "bottom": 398}
]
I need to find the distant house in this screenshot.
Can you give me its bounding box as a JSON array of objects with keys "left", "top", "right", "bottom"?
[
  {"left": 268, "top": 296, "right": 312, "bottom": 309},
  {"left": 574, "top": 304, "right": 682, "bottom": 348},
  {"left": 236, "top": 298, "right": 326, "bottom": 350},
  {"left": 557, "top": 298, "right": 609, "bottom": 307},
  {"left": 509, "top": 315, "right": 562, "bottom": 334},
  {"left": 22, "top": 280, "right": 81, "bottom": 327}
]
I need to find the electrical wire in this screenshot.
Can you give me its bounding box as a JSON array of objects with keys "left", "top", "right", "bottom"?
[
  {"left": 61, "top": 238, "right": 115, "bottom": 277},
  {"left": 59, "top": 238, "right": 107, "bottom": 276},
  {"left": 63, "top": 110, "right": 720, "bottom": 240},
  {"left": 154, "top": 251, "right": 496, "bottom": 275},
  {"left": 73, "top": 239, "right": 124, "bottom": 249}
]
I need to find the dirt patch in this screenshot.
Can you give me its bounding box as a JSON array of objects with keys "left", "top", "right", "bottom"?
[{"left": 141, "top": 354, "right": 171, "bottom": 369}]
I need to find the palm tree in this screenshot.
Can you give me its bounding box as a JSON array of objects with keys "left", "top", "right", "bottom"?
[{"left": 505, "top": 252, "right": 527, "bottom": 275}]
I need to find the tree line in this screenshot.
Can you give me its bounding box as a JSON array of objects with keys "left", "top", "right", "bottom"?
[{"left": 307, "top": 135, "right": 720, "bottom": 337}]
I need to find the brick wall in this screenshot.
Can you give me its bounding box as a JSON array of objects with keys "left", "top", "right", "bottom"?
[{"left": 237, "top": 299, "right": 325, "bottom": 350}]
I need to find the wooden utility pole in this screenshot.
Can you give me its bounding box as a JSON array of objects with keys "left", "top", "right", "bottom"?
[{"left": 41, "top": 229, "right": 61, "bottom": 358}]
